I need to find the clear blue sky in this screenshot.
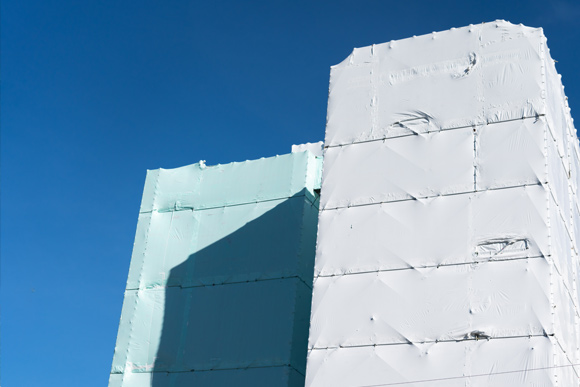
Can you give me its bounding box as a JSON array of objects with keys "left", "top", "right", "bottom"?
[{"left": 2, "top": 1, "right": 579, "bottom": 385}]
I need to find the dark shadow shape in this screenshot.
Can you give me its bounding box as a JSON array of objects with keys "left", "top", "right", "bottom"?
[{"left": 151, "top": 190, "right": 319, "bottom": 387}]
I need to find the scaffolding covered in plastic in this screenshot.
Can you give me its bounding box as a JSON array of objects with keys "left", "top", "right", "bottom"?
[
  {"left": 306, "top": 21, "right": 580, "bottom": 386},
  {"left": 109, "top": 150, "right": 322, "bottom": 387}
]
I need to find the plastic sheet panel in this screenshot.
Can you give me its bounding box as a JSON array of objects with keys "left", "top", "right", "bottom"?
[
  {"left": 111, "top": 151, "right": 322, "bottom": 387},
  {"left": 126, "top": 197, "right": 316, "bottom": 289},
  {"left": 306, "top": 337, "right": 579, "bottom": 387},
  {"left": 112, "top": 279, "right": 310, "bottom": 374},
  {"left": 310, "top": 258, "right": 551, "bottom": 349},
  {"left": 320, "top": 128, "right": 474, "bottom": 209},
  {"left": 140, "top": 151, "right": 321, "bottom": 213},
  {"left": 476, "top": 117, "right": 546, "bottom": 190},
  {"left": 325, "top": 21, "right": 544, "bottom": 147},
  {"left": 315, "top": 185, "right": 548, "bottom": 276},
  {"left": 321, "top": 116, "right": 548, "bottom": 211}
]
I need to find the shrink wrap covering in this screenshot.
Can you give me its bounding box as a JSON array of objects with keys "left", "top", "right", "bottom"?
[
  {"left": 307, "top": 21, "right": 580, "bottom": 386},
  {"left": 110, "top": 151, "right": 322, "bottom": 387}
]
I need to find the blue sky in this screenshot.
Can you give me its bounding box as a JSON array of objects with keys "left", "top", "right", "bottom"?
[{"left": 2, "top": 1, "right": 579, "bottom": 385}]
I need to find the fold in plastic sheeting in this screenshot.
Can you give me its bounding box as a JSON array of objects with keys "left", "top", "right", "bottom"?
[
  {"left": 110, "top": 150, "right": 322, "bottom": 387},
  {"left": 307, "top": 21, "right": 580, "bottom": 387}
]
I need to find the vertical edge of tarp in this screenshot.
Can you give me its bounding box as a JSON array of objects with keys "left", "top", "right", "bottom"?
[{"left": 139, "top": 169, "right": 160, "bottom": 213}]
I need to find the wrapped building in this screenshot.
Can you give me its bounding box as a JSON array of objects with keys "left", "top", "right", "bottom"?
[
  {"left": 110, "top": 20, "right": 580, "bottom": 387},
  {"left": 109, "top": 149, "right": 322, "bottom": 387},
  {"left": 306, "top": 20, "right": 580, "bottom": 386}
]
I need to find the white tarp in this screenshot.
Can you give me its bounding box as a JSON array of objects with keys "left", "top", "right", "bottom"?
[
  {"left": 307, "top": 20, "right": 580, "bottom": 387},
  {"left": 325, "top": 22, "right": 545, "bottom": 147}
]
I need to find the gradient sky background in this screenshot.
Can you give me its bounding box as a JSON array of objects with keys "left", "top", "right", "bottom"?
[{"left": 2, "top": 1, "right": 580, "bottom": 385}]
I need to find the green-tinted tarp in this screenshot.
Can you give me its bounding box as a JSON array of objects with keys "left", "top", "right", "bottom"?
[{"left": 110, "top": 151, "right": 322, "bottom": 387}]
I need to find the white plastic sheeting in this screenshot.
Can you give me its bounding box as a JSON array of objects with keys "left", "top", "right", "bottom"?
[
  {"left": 307, "top": 21, "right": 580, "bottom": 386},
  {"left": 110, "top": 151, "right": 322, "bottom": 387},
  {"left": 324, "top": 22, "right": 544, "bottom": 147}
]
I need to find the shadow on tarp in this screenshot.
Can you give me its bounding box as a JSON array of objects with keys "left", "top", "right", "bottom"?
[{"left": 151, "top": 190, "right": 318, "bottom": 387}]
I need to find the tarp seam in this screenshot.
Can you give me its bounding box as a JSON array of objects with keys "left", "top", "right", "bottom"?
[
  {"left": 320, "top": 182, "right": 544, "bottom": 211},
  {"left": 126, "top": 275, "right": 313, "bottom": 291},
  {"left": 310, "top": 333, "right": 552, "bottom": 350},
  {"left": 324, "top": 115, "right": 544, "bottom": 149},
  {"left": 314, "top": 255, "right": 547, "bottom": 278},
  {"left": 139, "top": 192, "right": 317, "bottom": 214},
  {"left": 110, "top": 363, "right": 305, "bottom": 376}
]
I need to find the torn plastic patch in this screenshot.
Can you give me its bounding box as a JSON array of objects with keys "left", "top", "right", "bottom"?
[
  {"left": 475, "top": 238, "right": 529, "bottom": 258},
  {"left": 389, "top": 111, "right": 439, "bottom": 135},
  {"left": 452, "top": 52, "right": 477, "bottom": 79}
]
